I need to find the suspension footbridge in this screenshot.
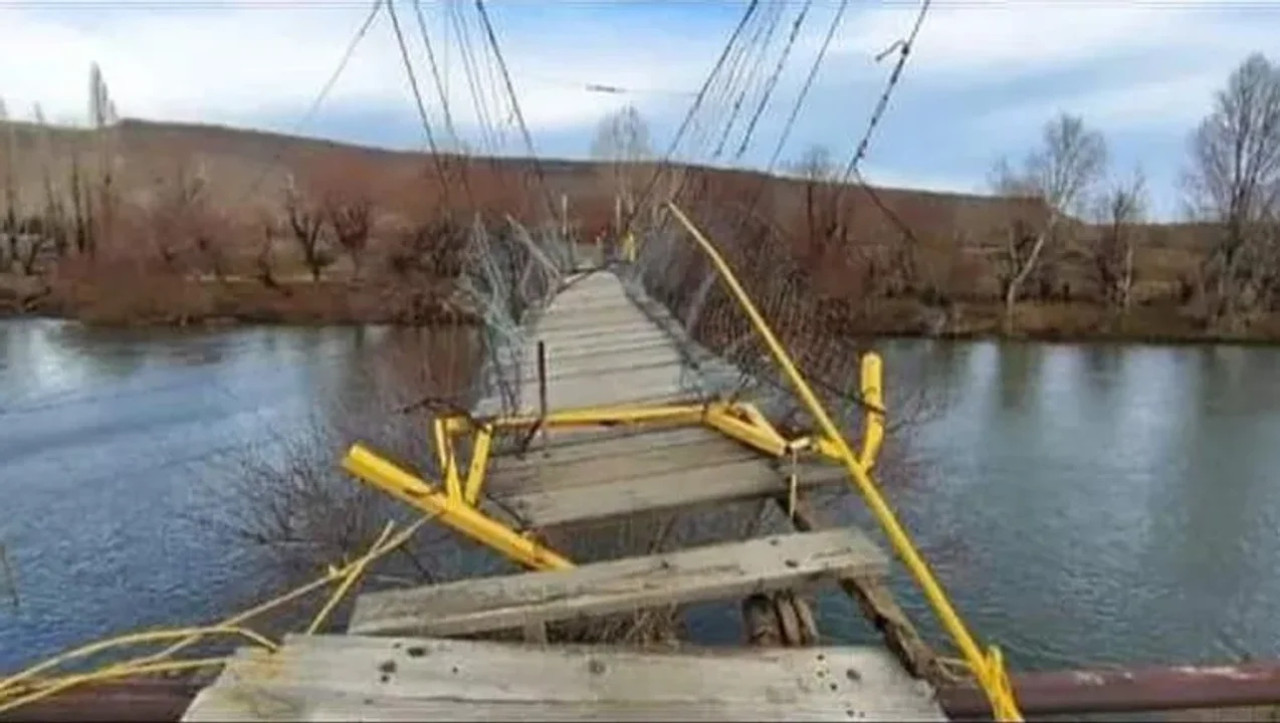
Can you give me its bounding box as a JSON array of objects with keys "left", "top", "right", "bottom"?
[{"left": 178, "top": 205, "right": 994, "bottom": 721}]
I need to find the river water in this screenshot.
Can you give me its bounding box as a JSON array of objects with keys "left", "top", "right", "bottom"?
[{"left": 2, "top": 319, "right": 1279, "bottom": 674}]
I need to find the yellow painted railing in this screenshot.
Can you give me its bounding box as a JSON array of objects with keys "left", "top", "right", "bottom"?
[{"left": 664, "top": 201, "right": 1022, "bottom": 721}]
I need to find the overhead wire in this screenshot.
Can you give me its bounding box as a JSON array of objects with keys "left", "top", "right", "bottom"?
[
  {"left": 385, "top": 0, "right": 465, "bottom": 211},
  {"left": 733, "top": 0, "right": 813, "bottom": 161},
  {"left": 712, "top": 0, "right": 788, "bottom": 161},
  {"left": 448, "top": 0, "right": 499, "bottom": 154},
  {"left": 234, "top": 0, "right": 383, "bottom": 206},
  {"left": 473, "top": 0, "right": 559, "bottom": 220},
  {"left": 838, "top": 0, "right": 933, "bottom": 184},
  {"left": 411, "top": 0, "right": 461, "bottom": 149},
  {"left": 621, "top": 0, "right": 761, "bottom": 237},
  {"left": 834, "top": 0, "right": 935, "bottom": 248},
  {"left": 694, "top": 2, "right": 771, "bottom": 159}
]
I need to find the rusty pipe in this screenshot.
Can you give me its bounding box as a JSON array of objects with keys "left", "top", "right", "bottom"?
[
  {"left": 939, "top": 661, "right": 1280, "bottom": 719},
  {"left": 4, "top": 661, "right": 1280, "bottom": 722}
]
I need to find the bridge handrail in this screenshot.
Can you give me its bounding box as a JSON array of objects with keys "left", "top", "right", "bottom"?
[{"left": 664, "top": 201, "right": 1023, "bottom": 722}]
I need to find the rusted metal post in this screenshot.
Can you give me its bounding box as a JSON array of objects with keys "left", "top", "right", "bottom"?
[
  {"left": 937, "top": 661, "right": 1280, "bottom": 718},
  {"left": 537, "top": 340, "right": 549, "bottom": 452}
]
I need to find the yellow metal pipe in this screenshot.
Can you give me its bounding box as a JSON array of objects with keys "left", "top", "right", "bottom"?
[
  {"left": 666, "top": 201, "right": 1021, "bottom": 721},
  {"left": 703, "top": 404, "right": 788, "bottom": 458},
  {"left": 432, "top": 418, "right": 462, "bottom": 501},
  {"left": 485, "top": 402, "right": 708, "bottom": 429},
  {"left": 860, "top": 352, "right": 885, "bottom": 471},
  {"left": 342, "top": 444, "right": 574, "bottom": 571},
  {"left": 305, "top": 522, "right": 396, "bottom": 635},
  {"left": 464, "top": 425, "right": 494, "bottom": 505}
]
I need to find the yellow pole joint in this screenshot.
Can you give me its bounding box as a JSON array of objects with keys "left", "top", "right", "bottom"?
[
  {"left": 342, "top": 444, "right": 574, "bottom": 572},
  {"left": 860, "top": 352, "right": 885, "bottom": 470}
]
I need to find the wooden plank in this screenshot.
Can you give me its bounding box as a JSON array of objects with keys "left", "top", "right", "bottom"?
[
  {"left": 492, "top": 457, "right": 846, "bottom": 527},
  {"left": 489, "top": 426, "right": 741, "bottom": 473},
  {"left": 486, "top": 427, "right": 760, "bottom": 493},
  {"left": 347, "top": 528, "right": 885, "bottom": 638},
  {"left": 182, "top": 636, "right": 944, "bottom": 722}
]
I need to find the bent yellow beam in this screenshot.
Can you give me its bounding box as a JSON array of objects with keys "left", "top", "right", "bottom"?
[
  {"left": 703, "top": 403, "right": 788, "bottom": 458},
  {"left": 666, "top": 201, "right": 1021, "bottom": 722},
  {"left": 464, "top": 425, "right": 493, "bottom": 505},
  {"left": 432, "top": 418, "right": 462, "bottom": 501},
  {"left": 482, "top": 402, "right": 708, "bottom": 430},
  {"left": 342, "top": 444, "right": 573, "bottom": 572}
]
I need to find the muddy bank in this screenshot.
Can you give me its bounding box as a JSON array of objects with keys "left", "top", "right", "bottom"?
[
  {"left": 841, "top": 297, "right": 1280, "bottom": 345},
  {"left": 5, "top": 273, "right": 1279, "bottom": 344},
  {"left": 1, "top": 273, "right": 476, "bottom": 327}
]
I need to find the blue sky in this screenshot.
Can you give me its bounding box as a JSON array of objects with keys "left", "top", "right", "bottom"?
[{"left": 2, "top": 0, "right": 1278, "bottom": 220}]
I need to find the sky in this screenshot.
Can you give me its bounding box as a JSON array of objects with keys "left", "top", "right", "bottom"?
[{"left": 1, "top": 0, "right": 1278, "bottom": 221}]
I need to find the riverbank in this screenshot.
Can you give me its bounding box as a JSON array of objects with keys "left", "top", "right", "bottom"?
[
  {"left": 0, "top": 273, "right": 473, "bottom": 327},
  {"left": 4, "top": 273, "right": 1279, "bottom": 344},
  {"left": 849, "top": 297, "right": 1280, "bottom": 345}
]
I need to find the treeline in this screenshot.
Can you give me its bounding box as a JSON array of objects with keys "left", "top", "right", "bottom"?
[{"left": 778, "top": 53, "right": 1280, "bottom": 336}]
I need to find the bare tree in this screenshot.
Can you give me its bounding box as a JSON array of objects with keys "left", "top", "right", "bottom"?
[
  {"left": 1092, "top": 169, "right": 1147, "bottom": 313},
  {"left": 790, "top": 145, "right": 844, "bottom": 270},
  {"left": 325, "top": 194, "right": 372, "bottom": 280},
  {"left": 791, "top": 144, "right": 835, "bottom": 182},
  {"left": 1184, "top": 53, "right": 1280, "bottom": 327},
  {"left": 590, "top": 105, "right": 652, "bottom": 221},
  {"left": 992, "top": 113, "right": 1108, "bottom": 331},
  {"left": 0, "top": 98, "right": 17, "bottom": 271},
  {"left": 33, "top": 104, "right": 68, "bottom": 259},
  {"left": 284, "top": 185, "right": 333, "bottom": 282}
]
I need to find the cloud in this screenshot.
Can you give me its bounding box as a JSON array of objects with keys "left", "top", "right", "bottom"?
[
  {"left": 0, "top": 0, "right": 1275, "bottom": 221},
  {"left": 0, "top": 1, "right": 715, "bottom": 138}
]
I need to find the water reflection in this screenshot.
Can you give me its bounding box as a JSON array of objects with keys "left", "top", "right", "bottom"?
[
  {"left": 2, "top": 320, "right": 1279, "bottom": 675},
  {"left": 877, "top": 339, "right": 1280, "bottom": 671}
]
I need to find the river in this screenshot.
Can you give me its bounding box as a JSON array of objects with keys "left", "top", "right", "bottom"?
[{"left": 2, "top": 319, "right": 1279, "bottom": 674}]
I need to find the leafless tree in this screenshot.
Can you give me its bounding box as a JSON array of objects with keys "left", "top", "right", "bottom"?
[
  {"left": 788, "top": 144, "right": 850, "bottom": 271},
  {"left": 0, "top": 98, "right": 17, "bottom": 271},
  {"left": 1184, "top": 53, "right": 1280, "bottom": 327},
  {"left": 284, "top": 186, "right": 333, "bottom": 282},
  {"left": 590, "top": 105, "right": 652, "bottom": 222},
  {"left": 791, "top": 144, "right": 835, "bottom": 182},
  {"left": 32, "top": 104, "right": 68, "bottom": 259},
  {"left": 1092, "top": 169, "right": 1147, "bottom": 313},
  {"left": 992, "top": 113, "right": 1108, "bottom": 331},
  {"left": 325, "top": 194, "right": 372, "bottom": 280}
]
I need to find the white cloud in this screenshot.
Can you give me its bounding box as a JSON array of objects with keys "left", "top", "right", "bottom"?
[
  {"left": 977, "top": 68, "right": 1227, "bottom": 136},
  {"left": 0, "top": 0, "right": 1274, "bottom": 211},
  {"left": 0, "top": 1, "right": 716, "bottom": 141},
  {"left": 833, "top": 2, "right": 1269, "bottom": 84}
]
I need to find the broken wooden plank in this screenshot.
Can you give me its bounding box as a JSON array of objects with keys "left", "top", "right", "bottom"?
[
  {"left": 490, "top": 457, "right": 846, "bottom": 527},
  {"left": 347, "top": 528, "right": 885, "bottom": 638},
  {"left": 776, "top": 494, "right": 941, "bottom": 684},
  {"left": 182, "top": 635, "right": 944, "bottom": 722}
]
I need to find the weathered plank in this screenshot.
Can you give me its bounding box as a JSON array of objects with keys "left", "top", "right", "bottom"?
[
  {"left": 182, "top": 635, "right": 945, "bottom": 722},
  {"left": 486, "top": 426, "right": 761, "bottom": 493},
  {"left": 347, "top": 528, "right": 885, "bottom": 638},
  {"left": 491, "top": 457, "right": 846, "bottom": 527}
]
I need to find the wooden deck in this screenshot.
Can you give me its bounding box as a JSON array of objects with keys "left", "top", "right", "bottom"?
[
  {"left": 180, "top": 268, "right": 948, "bottom": 721},
  {"left": 182, "top": 635, "right": 946, "bottom": 722},
  {"left": 476, "top": 270, "right": 845, "bottom": 527},
  {"left": 474, "top": 271, "right": 736, "bottom": 415}
]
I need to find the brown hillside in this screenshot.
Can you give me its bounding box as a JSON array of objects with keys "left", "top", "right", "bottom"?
[{"left": 4, "top": 117, "right": 1258, "bottom": 340}]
